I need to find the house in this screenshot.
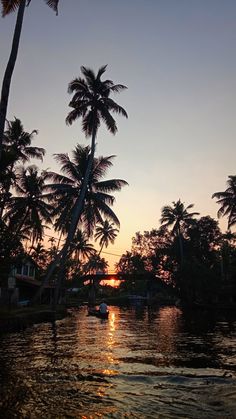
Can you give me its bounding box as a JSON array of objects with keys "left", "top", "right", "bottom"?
[
  {"left": 11, "top": 258, "right": 36, "bottom": 280},
  {"left": 9, "top": 257, "right": 53, "bottom": 304}
]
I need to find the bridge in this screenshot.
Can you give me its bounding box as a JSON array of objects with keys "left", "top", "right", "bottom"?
[{"left": 80, "top": 271, "right": 157, "bottom": 282}]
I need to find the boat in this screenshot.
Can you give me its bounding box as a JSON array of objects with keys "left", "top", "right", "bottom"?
[{"left": 88, "top": 309, "right": 109, "bottom": 319}]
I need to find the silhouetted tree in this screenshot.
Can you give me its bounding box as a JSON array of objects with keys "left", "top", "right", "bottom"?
[
  {"left": 59, "top": 66, "right": 127, "bottom": 272},
  {"left": 0, "top": 118, "right": 44, "bottom": 217},
  {"left": 95, "top": 219, "right": 119, "bottom": 256},
  {"left": 212, "top": 176, "right": 236, "bottom": 228},
  {"left": 160, "top": 199, "right": 199, "bottom": 265},
  {"left": 4, "top": 165, "right": 52, "bottom": 246},
  {"left": 0, "top": 0, "right": 58, "bottom": 161}
]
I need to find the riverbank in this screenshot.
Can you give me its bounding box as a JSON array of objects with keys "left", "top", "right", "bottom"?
[{"left": 0, "top": 305, "right": 67, "bottom": 335}]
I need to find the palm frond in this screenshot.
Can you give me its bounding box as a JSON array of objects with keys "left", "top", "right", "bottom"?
[
  {"left": 99, "top": 106, "right": 117, "bottom": 134},
  {"left": 1, "top": 0, "right": 21, "bottom": 16},
  {"left": 105, "top": 98, "right": 128, "bottom": 118},
  {"left": 96, "top": 65, "right": 108, "bottom": 80},
  {"left": 44, "top": 0, "right": 59, "bottom": 14},
  {"left": 95, "top": 179, "right": 128, "bottom": 193}
]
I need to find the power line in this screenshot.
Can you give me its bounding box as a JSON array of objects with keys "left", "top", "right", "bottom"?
[
  {"left": 101, "top": 250, "right": 122, "bottom": 257},
  {"left": 44, "top": 233, "right": 123, "bottom": 257}
]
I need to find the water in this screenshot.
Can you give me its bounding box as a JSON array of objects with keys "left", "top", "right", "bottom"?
[{"left": 1, "top": 305, "right": 236, "bottom": 418}]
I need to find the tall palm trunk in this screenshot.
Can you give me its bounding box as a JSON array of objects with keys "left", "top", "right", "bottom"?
[
  {"left": 54, "top": 126, "right": 97, "bottom": 304},
  {"left": 14, "top": 207, "right": 30, "bottom": 236},
  {"left": 0, "top": 0, "right": 26, "bottom": 162},
  {"left": 98, "top": 241, "right": 105, "bottom": 256},
  {"left": 34, "top": 126, "right": 97, "bottom": 304}
]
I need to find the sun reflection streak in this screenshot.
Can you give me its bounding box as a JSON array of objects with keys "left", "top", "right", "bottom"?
[{"left": 101, "top": 310, "right": 120, "bottom": 376}]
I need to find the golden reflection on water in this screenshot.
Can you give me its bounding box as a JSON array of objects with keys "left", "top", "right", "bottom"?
[
  {"left": 102, "top": 310, "right": 119, "bottom": 376},
  {"left": 1, "top": 306, "right": 236, "bottom": 418}
]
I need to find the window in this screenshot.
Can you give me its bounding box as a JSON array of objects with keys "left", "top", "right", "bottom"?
[
  {"left": 23, "top": 265, "right": 29, "bottom": 276},
  {"left": 29, "top": 266, "right": 34, "bottom": 277}
]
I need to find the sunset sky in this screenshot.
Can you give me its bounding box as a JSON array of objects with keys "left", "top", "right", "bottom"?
[{"left": 1, "top": 0, "right": 236, "bottom": 269}]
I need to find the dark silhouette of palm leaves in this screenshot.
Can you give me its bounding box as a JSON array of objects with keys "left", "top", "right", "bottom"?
[
  {"left": 160, "top": 199, "right": 199, "bottom": 266},
  {"left": 160, "top": 199, "right": 199, "bottom": 235},
  {"left": 84, "top": 253, "right": 108, "bottom": 275},
  {"left": 46, "top": 144, "right": 128, "bottom": 238},
  {"left": 0, "top": 118, "right": 44, "bottom": 217},
  {"left": 3, "top": 118, "right": 44, "bottom": 164},
  {"left": 1, "top": 0, "right": 59, "bottom": 16},
  {"left": 4, "top": 165, "right": 52, "bottom": 244},
  {"left": 95, "top": 219, "right": 119, "bottom": 255},
  {"left": 70, "top": 229, "right": 95, "bottom": 262},
  {"left": 212, "top": 176, "right": 236, "bottom": 228},
  {"left": 66, "top": 65, "right": 128, "bottom": 136}
]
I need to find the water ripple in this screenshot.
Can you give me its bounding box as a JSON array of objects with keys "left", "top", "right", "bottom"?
[{"left": 1, "top": 306, "right": 236, "bottom": 418}]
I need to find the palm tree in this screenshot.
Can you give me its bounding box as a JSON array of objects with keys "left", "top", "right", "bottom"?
[
  {"left": 0, "top": 0, "right": 59, "bottom": 161},
  {"left": 160, "top": 199, "right": 199, "bottom": 265},
  {"left": 212, "top": 176, "right": 236, "bottom": 228},
  {"left": 0, "top": 118, "right": 45, "bottom": 217},
  {"left": 47, "top": 145, "right": 127, "bottom": 235},
  {"left": 84, "top": 253, "right": 109, "bottom": 275},
  {"left": 4, "top": 165, "right": 52, "bottom": 246},
  {"left": 30, "top": 241, "right": 48, "bottom": 271},
  {"left": 70, "top": 229, "right": 95, "bottom": 262},
  {"left": 3, "top": 118, "right": 44, "bottom": 163},
  {"left": 37, "top": 144, "right": 127, "bottom": 303},
  {"left": 63, "top": 65, "right": 127, "bottom": 244},
  {"left": 95, "top": 219, "right": 119, "bottom": 256}
]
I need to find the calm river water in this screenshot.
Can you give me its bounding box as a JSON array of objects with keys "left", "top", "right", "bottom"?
[{"left": 1, "top": 305, "right": 236, "bottom": 418}]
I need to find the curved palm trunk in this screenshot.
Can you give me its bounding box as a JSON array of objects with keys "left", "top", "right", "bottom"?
[
  {"left": 98, "top": 241, "right": 105, "bottom": 256},
  {"left": 14, "top": 207, "right": 30, "bottom": 236},
  {"left": 34, "top": 127, "right": 97, "bottom": 304},
  {"left": 54, "top": 128, "right": 97, "bottom": 304},
  {"left": 0, "top": 0, "right": 26, "bottom": 162}
]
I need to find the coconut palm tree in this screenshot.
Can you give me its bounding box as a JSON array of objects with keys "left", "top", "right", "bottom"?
[
  {"left": 70, "top": 229, "right": 95, "bottom": 270},
  {"left": 212, "top": 176, "right": 236, "bottom": 228},
  {"left": 62, "top": 66, "right": 127, "bottom": 252},
  {"left": 95, "top": 219, "right": 119, "bottom": 256},
  {"left": 36, "top": 144, "right": 127, "bottom": 303},
  {"left": 0, "top": 0, "right": 59, "bottom": 161},
  {"left": 84, "top": 253, "right": 109, "bottom": 275},
  {"left": 0, "top": 118, "right": 45, "bottom": 217},
  {"left": 47, "top": 145, "right": 127, "bottom": 237},
  {"left": 3, "top": 118, "right": 44, "bottom": 164},
  {"left": 160, "top": 199, "right": 199, "bottom": 265},
  {"left": 30, "top": 241, "right": 48, "bottom": 271},
  {"left": 4, "top": 164, "right": 53, "bottom": 246}
]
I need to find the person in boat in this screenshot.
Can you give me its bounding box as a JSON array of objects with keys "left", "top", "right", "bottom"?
[{"left": 99, "top": 301, "right": 108, "bottom": 315}]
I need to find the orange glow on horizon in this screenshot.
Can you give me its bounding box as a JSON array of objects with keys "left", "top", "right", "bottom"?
[{"left": 101, "top": 278, "right": 121, "bottom": 288}]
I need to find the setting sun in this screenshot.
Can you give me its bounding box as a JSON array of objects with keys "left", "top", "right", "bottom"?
[{"left": 101, "top": 278, "right": 121, "bottom": 288}]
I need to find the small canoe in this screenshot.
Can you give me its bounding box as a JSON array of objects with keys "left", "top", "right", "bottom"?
[{"left": 88, "top": 309, "right": 109, "bottom": 319}]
